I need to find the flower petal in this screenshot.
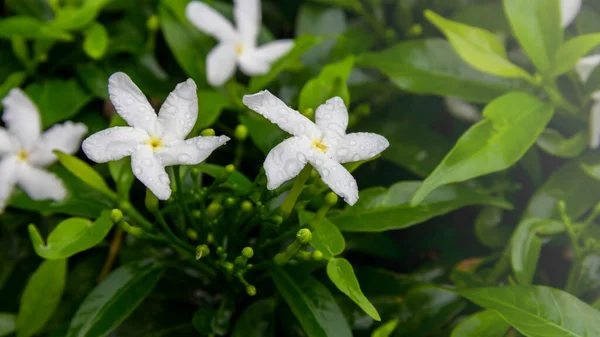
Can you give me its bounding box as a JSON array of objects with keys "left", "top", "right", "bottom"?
[
  {"left": 561, "top": 0, "right": 581, "bottom": 28},
  {"left": 108, "top": 72, "right": 159, "bottom": 135},
  {"left": 234, "top": 0, "right": 260, "bottom": 47},
  {"left": 158, "top": 78, "right": 198, "bottom": 142},
  {"left": 0, "top": 157, "right": 17, "bottom": 212},
  {"left": 238, "top": 51, "right": 271, "bottom": 76},
  {"left": 155, "top": 135, "right": 230, "bottom": 166},
  {"left": 131, "top": 146, "right": 171, "bottom": 200},
  {"left": 16, "top": 163, "right": 66, "bottom": 202},
  {"left": 329, "top": 132, "right": 389, "bottom": 164},
  {"left": 186, "top": 1, "right": 239, "bottom": 42},
  {"left": 242, "top": 90, "right": 321, "bottom": 138},
  {"left": 253, "top": 40, "right": 294, "bottom": 63},
  {"left": 82, "top": 127, "right": 148, "bottom": 163},
  {"left": 29, "top": 121, "right": 88, "bottom": 167},
  {"left": 590, "top": 102, "right": 600, "bottom": 149},
  {"left": 309, "top": 152, "right": 358, "bottom": 205},
  {"left": 263, "top": 136, "right": 311, "bottom": 190},
  {"left": 315, "top": 97, "right": 348, "bottom": 146},
  {"left": 444, "top": 97, "right": 482, "bottom": 123},
  {"left": 575, "top": 54, "right": 600, "bottom": 83},
  {"left": 1, "top": 88, "right": 41, "bottom": 150},
  {"left": 0, "top": 128, "right": 17, "bottom": 156},
  {"left": 206, "top": 43, "right": 237, "bottom": 87}
]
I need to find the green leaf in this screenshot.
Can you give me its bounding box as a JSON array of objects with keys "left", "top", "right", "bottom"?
[
  {"left": 299, "top": 56, "right": 354, "bottom": 111},
  {"left": 330, "top": 181, "right": 511, "bottom": 232},
  {"left": 474, "top": 207, "right": 511, "bottom": 248},
  {"left": 456, "top": 285, "right": 600, "bottom": 337},
  {"left": 270, "top": 268, "right": 352, "bottom": 337},
  {"left": 503, "top": 0, "right": 562, "bottom": 72},
  {"left": 28, "top": 212, "right": 114, "bottom": 260},
  {"left": 450, "top": 310, "right": 509, "bottom": 337},
  {"left": 25, "top": 78, "right": 92, "bottom": 128},
  {"left": 83, "top": 22, "right": 109, "bottom": 60},
  {"left": 193, "top": 164, "right": 253, "bottom": 196},
  {"left": 240, "top": 112, "right": 286, "bottom": 154},
  {"left": 358, "top": 39, "right": 527, "bottom": 103},
  {"left": 412, "top": 92, "right": 554, "bottom": 205},
  {"left": 425, "top": 10, "right": 530, "bottom": 79},
  {"left": 326, "top": 258, "right": 380, "bottom": 321},
  {"left": 310, "top": 0, "right": 363, "bottom": 13},
  {"left": 50, "top": 0, "right": 109, "bottom": 31},
  {"left": 549, "top": 33, "right": 600, "bottom": 78},
  {"left": 55, "top": 151, "right": 116, "bottom": 199},
  {"left": 536, "top": 129, "right": 586, "bottom": 158},
  {"left": 249, "top": 35, "right": 321, "bottom": 92},
  {"left": 298, "top": 211, "right": 345, "bottom": 259},
  {"left": 194, "top": 90, "right": 231, "bottom": 133},
  {"left": 17, "top": 259, "right": 67, "bottom": 337},
  {"left": 231, "top": 299, "right": 275, "bottom": 337},
  {"left": 0, "top": 16, "right": 72, "bottom": 41},
  {"left": 569, "top": 254, "right": 600, "bottom": 296},
  {"left": 371, "top": 319, "right": 398, "bottom": 337},
  {"left": 452, "top": 3, "right": 511, "bottom": 35},
  {"left": 510, "top": 218, "right": 564, "bottom": 285},
  {"left": 0, "top": 72, "right": 27, "bottom": 102},
  {"left": 76, "top": 63, "right": 110, "bottom": 99},
  {"left": 0, "top": 313, "right": 16, "bottom": 337},
  {"left": 67, "top": 259, "right": 164, "bottom": 337}
]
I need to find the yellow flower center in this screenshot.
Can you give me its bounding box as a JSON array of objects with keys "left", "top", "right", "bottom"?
[
  {"left": 17, "top": 151, "right": 29, "bottom": 161},
  {"left": 235, "top": 43, "right": 245, "bottom": 55},
  {"left": 146, "top": 137, "right": 163, "bottom": 150},
  {"left": 312, "top": 139, "right": 328, "bottom": 152}
]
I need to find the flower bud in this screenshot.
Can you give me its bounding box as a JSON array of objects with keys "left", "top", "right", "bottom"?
[
  {"left": 225, "top": 197, "right": 237, "bottom": 208},
  {"left": 195, "top": 245, "right": 210, "bottom": 260},
  {"left": 223, "top": 261, "right": 234, "bottom": 273},
  {"left": 146, "top": 15, "right": 160, "bottom": 32},
  {"left": 225, "top": 164, "right": 235, "bottom": 174},
  {"left": 246, "top": 285, "right": 257, "bottom": 296},
  {"left": 241, "top": 201, "right": 253, "bottom": 212},
  {"left": 270, "top": 215, "right": 283, "bottom": 225},
  {"left": 207, "top": 202, "right": 222, "bottom": 217},
  {"left": 187, "top": 229, "right": 198, "bottom": 240},
  {"left": 242, "top": 247, "right": 254, "bottom": 259},
  {"left": 192, "top": 210, "right": 201, "bottom": 219},
  {"left": 234, "top": 124, "right": 248, "bottom": 141},
  {"left": 110, "top": 209, "right": 123, "bottom": 223},
  {"left": 274, "top": 253, "right": 286, "bottom": 265},
  {"left": 407, "top": 24, "right": 422, "bottom": 37},
  {"left": 296, "top": 228, "right": 312, "bottom": 244},
  {"left": 201, "top": 128, "right": 215, "bottom": 137},
  {"left": 324, "top": 192, "right": 338, "bottom": 206},
  {"left": 312, "top": 250, "right": 324, "bottom": 261}
]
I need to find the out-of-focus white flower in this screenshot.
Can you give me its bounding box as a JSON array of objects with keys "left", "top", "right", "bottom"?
[
  {"left": 185, "top": 0, "right": 294, "bottom": 87},
  {"left": 561, "top": 0, "right": 581, "bottom": 28},
  {"left": 575, "top": 56, "right": 600, "bottom": 148},
  {"left": 444, "top": 97, "right": 482, "bottom": 123},
  {"left": 82, "top": 72, "right": 229, "bottom": 200},
  {"left": 0, "top": 89, "right": 87, "bottom": 212},
  {"left": 242, "top": 90, "right": 389, "bottom": 205}
]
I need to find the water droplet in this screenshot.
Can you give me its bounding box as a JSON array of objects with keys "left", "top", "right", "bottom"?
[
  {"left": 159, "top": 173, "right": 169, "bottom": 184},
  {"left": 296, "top": 152, "right": 307, "bottom": 162},
  {"left": 349, "top": 140, "right": 357, "bottom": 146},
  {"left": 321, "top": 168, "right": 330, "bottom": 177},
  {"left": 284, "top": 159, "right": 299, "bottom": 173},
  {"left": 126, "top": 99, "right": 134, "bottom": 105},
  {"left": 178, "top": 154, "right": 191, "bottom": 162},
  {"left": 352, "top": 154, "right": 360, "bottom": 161},
  {"left": 336, "top": 148, "right": 349, "bottom": 157},
  {"left": 133, "top": 166, "right": 142, "bottom": 175}
]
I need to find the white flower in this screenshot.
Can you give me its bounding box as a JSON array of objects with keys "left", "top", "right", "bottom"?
[
  {"left": 561, "top": 0, "right": 581, "bottom": 28},
  {"left": 444, "top": 97, "right": 482, "bottom": 123},
  {"left": 242, "top": 90, "right": 389, "bottom": 205},
  {"left": 82, "top": 72, "right": 229, "bottom": 200},
  {"left": 185, "top": 0, "right": 294, "bottom": 87},
  {"left": 0, "top": 89, "right": 87, "bottom": 212},
  {"left": 575, "top": 55, "right": 600, "bottom": 149}
]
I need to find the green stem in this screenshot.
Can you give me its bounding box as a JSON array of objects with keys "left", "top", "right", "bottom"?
[
  {"left": 121, "top": 202, "right": 155, "bottom": 232},
  {"left": 543, "top": 84, "right": 579, "bottom": 114},
  {"left": 153, "top": 210, "right": 195, "bottom": 253},
  {"left": 173, "top": 166, "right": 196, "bottom": 233},
  {"left": 558, "top": 201, "right": 581, "bottom": 258},
  {"left": 280, "top": 166, "right": 312, "bottom": 219}
]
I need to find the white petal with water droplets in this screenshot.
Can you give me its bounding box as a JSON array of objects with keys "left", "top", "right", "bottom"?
[
  {"left": 82, "top": 126, "right": 148, "bottom": 163},
  {"left": 329, "top": 132, "right": 389, "bottom": 164},
  {"left": 0, "top": 157, "right": 17, "bottom": 212},
  {"left": 2, "top": 88, "right": 41, "bottom": 150},
  {"left": 29, "top": 121, "right": 88, "bottom": 167},
  {"left": 253, "top": 40, "right": 294, "bottom": 63},
  {"left": 156, "top": 135, "right": 230, "bottom": 166},
  {"left": 242, "top": 90, "right": 321, "bottom": 138},
  {"left": 131, "top": 146, "right": 171, "bottom": 200},
  {"left": 17, "top": 163, "right": 66, "bottom": 202},
  {"left": 158, "top": 78, "right": 198, "bottom": 142},
  {"left": 575, "top": 54, "right": 600, "bottom": 83},
  {"left": 206, "top": 43, "right": 237, "bottom": 87},
  {"left": 315, "top": 97, "right": 348, "bottom": 146},
  {"left": 561, "top": 0, "right": 581, "bottom": 28},
  {"left": 308, "top": 152, "right": 358, "bottom": 205},
  {"left": 186, "top": 1, "right": 239, "bottom": 43},
  {"left": 263, "top": 136, "right": 311, "bottom": 190},
  {"left": 108, "top": 72, "right": 159, "bottom": 135},
  {"left": 234, "top": 0, "right": 260, "bottom": 47},
  {"left": 0, "top": 128, "right": 16, "bottom": 156}
]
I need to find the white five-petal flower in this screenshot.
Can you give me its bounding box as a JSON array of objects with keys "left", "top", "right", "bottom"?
[
  {"left": 82, "top": 72, "right": 229, "bottom": 200},
  {"left": 0, "top": 89, "right": 88, "bottom": 212},
  {"left": 185, "top": 0, "right": 294, "bottom": 87},
  {"left": 242, "top": 91, "right": 389, "bottom": 205}
]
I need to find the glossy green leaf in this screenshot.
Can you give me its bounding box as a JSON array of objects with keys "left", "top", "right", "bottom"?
[
  {"left": 549, "top": 33, "right": 600, "bottom": 78},
  {"left": 510, "top": 218, "right": 564, "bottom": 285},
  {"left": 0, "top": 16, "right": 72, "bottom": 41},
  {"left": 240, "top": 112, "right": 286, "bottom": 154},
  {"left": 425, "top": 10, "right": 529, "bottom": 79},
  {"left": 28, "top": 212, "right": 114, "bottom": 260},
  {"left": 55, "top": 151, "right": 116, "bottom": 199},
  {"left": 330, "top": 181, "right": 511, "bottom": 232},
  {"left": 194, "top": 90, "right": 230, "bottom": 133},
  {"left": 0, "top": 313, "right": 16, "bottom": 337},
  {"left": 327, "top": 258, "right": 380, "bottom": 321},
  {"left": 25, "top": 78, "right": 92, "bottom": 128},
  {"left": 474, "top": 207, "right": 511, "bottom": 248},
  {"left": 450, "top": 310, "right": 509, "bottom": 337},
  {"left": 452, "top": 3, "right": 511, "bottom": 34},
  {"left": 231, "top": 299, "right": 275, "bottom": 337},
  {"left": 76, "top": 63, "right": 110, "bottom": 99},
  {"left": 358, "top": 38, "right": 527, "bottom": 103},
  {"left": 0, "top": 72, "right": 26, "bottom": 102},
  {"left": 456, "top": 285, "right": 600, "bottom": 337},
  {"left": 371, "top": 319, "right": 398, "bottom": 337},
  {"left": 270, "top": 268, "right": 352, "bottom": 337},
  {"left": 536, "top": 129, "right": 587, "bottom": 158},
  {"left": 299, "top": 56, "right": 354, "bottom": 111},
  {"left": 503, "top": 0, "right": 562, "bottom": 72},
  {"left": 412, "top": 92, "right": 554, "bottom": 205},
  {"left": 50, "top": 0, "right": 109, "bottom": 31},
  {"left": 83, "top": 22, "right": 109, "bottom": 60},
  {"left": 17, "top": 259, "right": 67, "bottom": 337},
  {"left": 67, "top": 259, "right": 164, "bottom": 337},
  {"left": 299, "top": 211, "right": 345, "bottom": 259}
]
